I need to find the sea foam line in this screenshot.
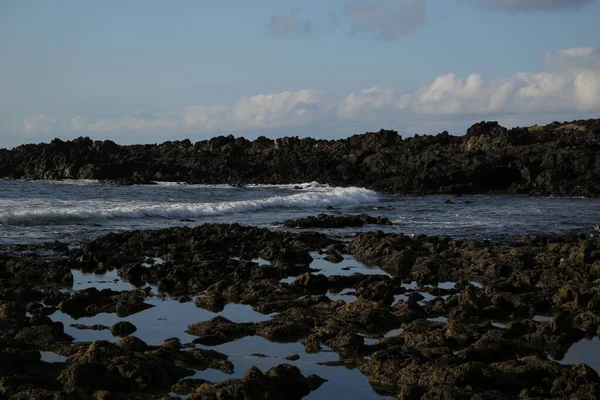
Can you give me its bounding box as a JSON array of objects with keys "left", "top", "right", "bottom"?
[{"left": 0, "top": 186, "right": 378, "bottom": 226}]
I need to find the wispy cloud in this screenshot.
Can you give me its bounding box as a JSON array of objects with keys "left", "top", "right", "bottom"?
[
  {"left": 9, "top": 47, "right": 600, "bottom": 141},
  {"left": 476, "top": 0, "right": 594, "bottom": 12},
  {"left": 344, "top": 0, "right": 427, "bottom": 40},
  {"left": 265, "top": 1, "right": 427, "bottom": 41},
  {"left": 266, "top": 13, "right": 311, "bottom": 37}
]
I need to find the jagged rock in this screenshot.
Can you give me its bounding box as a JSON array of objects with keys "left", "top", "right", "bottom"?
[
  {"left": 189, "top": 364, "right": 325, "bottom": 400},
  {"left": 58, "top": 288, "right": 153, "bottom": 318},
  {"left": 282, "top": 213, "right": 393, "bottom": 228},
  {"left": 2, "top": 119, "right": 600, "bottom": 197},
  {"left": 187, "top": 316, "right": 253, "bottom": 345}
]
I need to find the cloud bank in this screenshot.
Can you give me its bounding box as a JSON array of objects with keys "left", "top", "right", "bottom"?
[{"left": 8, "top": 47, "right": 600, "bottom": 141}]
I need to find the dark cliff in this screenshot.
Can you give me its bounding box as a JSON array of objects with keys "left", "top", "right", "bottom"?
[{"left": 1, "top": 119, "right": 599, "bottom": 196}]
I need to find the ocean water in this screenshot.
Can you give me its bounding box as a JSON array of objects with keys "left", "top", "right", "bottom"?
[
  {"left": 2, "top": 179, "right": 600, "bottom": 398},
  {"left": 1, "top": 179, "right": 599, "bottom": 247}
]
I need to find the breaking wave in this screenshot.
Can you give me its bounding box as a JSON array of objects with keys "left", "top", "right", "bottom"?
[{"left": 0, "top": 186, "right": 378, "bottom": 226}]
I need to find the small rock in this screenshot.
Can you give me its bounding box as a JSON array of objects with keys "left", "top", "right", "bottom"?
[
  {"left": 324, "top": 253, "right": 344, "bottom": 263},
  {"left": 116, "top": 336, "right": 148, "bottom": 352},
  {"left": 110, "top": 321, "right": 137, "bottom": 338},
  {"left": 70, "top": 324, "right": 109, "bottom": 331}
]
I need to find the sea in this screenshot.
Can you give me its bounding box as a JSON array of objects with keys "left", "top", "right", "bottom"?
[
  {"left": 1, "top": 179, "right": 599, "bottom": 246},
  {"left": 1, "top": 179, "right": 599, "bottom": 399}
]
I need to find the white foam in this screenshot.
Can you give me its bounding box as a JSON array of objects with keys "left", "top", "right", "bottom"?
[
  {"left": 25, "top": 179, "right": 100, "bottom": 186},
  {"left": 0, "top": 186, "right": 378, "bottom": 226},
  {"left": 153, "top": 182, "right": 230, "bottom": 188},
  {"left": 246, "top": 182, "right": 328, "bottom": 190},
  {"left": 153, "top": 181, "right": 327, "bottom": 190}
]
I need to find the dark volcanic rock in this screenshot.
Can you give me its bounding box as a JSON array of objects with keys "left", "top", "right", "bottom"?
[
  {"left": 58, "top": 287, "right": 153, "bottom": 318},
  {"left": 282, "top": 213, "right": 393, "bottom": 228},
  {"left": 71, "top": 323, "right": 109, "bottom": 331},
  {"left": 70, "top": 223, "right": 335, "bottom": 296},
  {"left": 189, "top": 364, "right": 325, "bottom": 400},
  {"left": 3, "top": 223, "right": 600, "bottom": 398},
  {"left": 55, "top": 339, "right": 232, "bottom": 394},
  {"left": 2, "top": 119, "right": 600, "bottom": 197},
  {"left": 187, "top": 316, "right": 253, "bottom": 345},
  {"left": 1, "top": 257, "right": 73, "bottom": 285},
  {"left": 110, "top": 321, "right": 137, "bottom": 337},
  {"left": 195, "top": 292, "right": 225, "bottom": 312}
]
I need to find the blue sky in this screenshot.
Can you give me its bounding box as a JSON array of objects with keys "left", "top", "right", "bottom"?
[{"left": 1, "top": 0, "right": 599, "bottom": 148}]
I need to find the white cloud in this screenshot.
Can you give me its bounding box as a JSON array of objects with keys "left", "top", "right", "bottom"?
[
  {"left": 544, "top": 46, "right": 600, "bottom": 71},
  {"left": 337, "top": 87, "right": 398, "bottom": 117},
  {"left": 8, "top": 47, "right": 600, "bottom": 141},
  {"left": 266, "top": 13, "right": 311, "bottom": 37},
  {"left": 476, "top": 0, "right": 594, "bottom": 12},
  {"left": 23, "top": 115, "right": 63, "bottom": 135},
  {"left": 344, "top": 0, "right": 427, "bottom": 40},
  {"left": 49, "top": 90, "right": 338, "bottom": 136}
]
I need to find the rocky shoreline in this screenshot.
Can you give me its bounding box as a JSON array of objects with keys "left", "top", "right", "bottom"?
[
  {"left": 1, "top": 223, "right": 600, "bottom": 399},
  {"left": 1, "top": 118, "right": 600, "bottom": 197}
]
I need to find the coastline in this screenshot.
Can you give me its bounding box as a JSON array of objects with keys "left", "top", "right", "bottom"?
[
  {"left": 1, "top": 222, "right": 599, "bottom": 398},
  {"left": 1, "top": 116, "right": 600, "bottom": 398},
  {"left": 2, "top": 118, "right": 600, "bottom": 198}
]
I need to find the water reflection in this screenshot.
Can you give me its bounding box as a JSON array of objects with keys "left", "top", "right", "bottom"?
[
  {"left": 40, "top": 351, "right": 67, "bottom": 363},
  {"left": 51, "top": 289, "right": 275, "bottom": 346},
  {"left": 553, "top": 337, "right": 600, "bottom": 373},
  {"left": 309, "top": 252, "right": 391, "bottom": 277},
  {"left": 193, "top": 336, "right": 393, "bottom": 400}
]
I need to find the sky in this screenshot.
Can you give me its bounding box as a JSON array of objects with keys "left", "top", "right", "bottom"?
[{"left": 0, "top": 0, "right": 599, "bottom": 148}]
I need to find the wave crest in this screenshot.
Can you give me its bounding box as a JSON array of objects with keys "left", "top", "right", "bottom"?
[{"left": 0, "top": 186, "right": 377, "bottom": 226}]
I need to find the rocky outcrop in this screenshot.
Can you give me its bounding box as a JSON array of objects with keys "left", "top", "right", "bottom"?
[
  {"left": 282, "top": 213, "right": 392, "bottom": 228},
  {"left": 188, "top": 364, "right": 326, "bottom": 400},
  {"left": 1, "top": 118, "right": 599, "bottom": 196},
  {"left": 2, "top": 224, "right": 600, "bottom": 398}
]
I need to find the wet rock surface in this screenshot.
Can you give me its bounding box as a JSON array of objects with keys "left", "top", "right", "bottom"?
[
  {"left": 282, "top": 213, "right": 393, "bottom": 228},
  {"left": 188, "top": 364, "right": 326, "bottom": 400},
  {"left": 110, "top": 321, "right": 137, "bottom": 338},
  {"left": 2, "top": 119, "right": 600, "bottom": 197},
  {"left": 1, "top": 223, "right": 599, "bottom": 398}
]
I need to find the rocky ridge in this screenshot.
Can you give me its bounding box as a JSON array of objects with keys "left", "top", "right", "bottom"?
[{"left": 1, "top": 118, "right": 599, "bottom": 196}]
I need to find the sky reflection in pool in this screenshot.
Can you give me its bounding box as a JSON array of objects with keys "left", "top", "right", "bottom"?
[
  {"left": 51, "top": 297, "right": 275, "bottom": 345},
  {"left": 193, "top": 336, "right": 393, "bottom": 399}
]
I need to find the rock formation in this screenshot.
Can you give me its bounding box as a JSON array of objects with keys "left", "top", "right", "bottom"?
[{"left": 1, "top": 118, "right": 599, "bottom": 196}]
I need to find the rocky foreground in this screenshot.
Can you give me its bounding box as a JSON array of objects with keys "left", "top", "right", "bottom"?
[
  {"left": 2, "top": 223, "right": 600, "bottom": 399},
  {"left": 1, "top": 118, "right": 600, "bottom": 196}
]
